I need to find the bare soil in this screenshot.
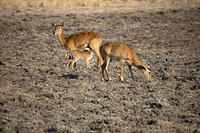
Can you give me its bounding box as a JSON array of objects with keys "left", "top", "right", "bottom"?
[{"left": 0, "top": 3, "right": 200, "bottom": 133}]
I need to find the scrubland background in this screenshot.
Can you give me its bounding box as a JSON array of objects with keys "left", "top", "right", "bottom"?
[
  {"left": 0, "top": 0, "right": 200, "bottom": 133},
  {"left": 0, "top": 0, "right": 199, "bottom": 8}
]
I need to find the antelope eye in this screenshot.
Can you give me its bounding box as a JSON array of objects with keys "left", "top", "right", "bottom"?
[
  {"left": 147, "top": 69, "right": 151, "bottom": 74},
  {"left": 149, "top": 71, "right": 151, "bottom": 74}
]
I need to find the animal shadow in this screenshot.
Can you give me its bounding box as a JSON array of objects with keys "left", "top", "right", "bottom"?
[{"left": 59, "top": 74, "right": 79, "bottom": 79}]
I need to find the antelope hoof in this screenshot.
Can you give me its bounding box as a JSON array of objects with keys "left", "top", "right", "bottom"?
[{"left": 97, "top": 65, "right": 101, "bottom": 69}]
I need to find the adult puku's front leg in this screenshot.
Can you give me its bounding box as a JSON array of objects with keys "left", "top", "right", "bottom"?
[{"left": 120, "top": 59, "right": 125, "bottom": 81}]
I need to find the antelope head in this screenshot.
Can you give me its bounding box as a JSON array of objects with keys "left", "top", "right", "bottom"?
[
  {"left": 52, "top": 23, "right": 64, "bottom": 36},
  {"left": 143, "top": 64, "right": 152, "bottom": 81}
]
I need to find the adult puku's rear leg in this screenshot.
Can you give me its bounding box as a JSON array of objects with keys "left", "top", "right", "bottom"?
[{"left": 90, "top": 40, "right": 103, "bottom": 68}]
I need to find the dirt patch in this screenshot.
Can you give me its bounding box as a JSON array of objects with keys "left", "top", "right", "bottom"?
[{"left": 0, "top": 2, "right": 200, "bottom": 133}]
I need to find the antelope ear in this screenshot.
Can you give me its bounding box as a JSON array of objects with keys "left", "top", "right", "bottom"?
[
  {"left": 144, "top": 64, "right": 151, "bottom": 73},
  {"left": 51, "top": 23, "right": 56, "bottom": 27},
  {"left": 145, "top": 64, "right": 151, "bottom": 71}
]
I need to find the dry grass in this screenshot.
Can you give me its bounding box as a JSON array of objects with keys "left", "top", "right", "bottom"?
[
  {"left": 0, "top": 0, "right": 199, "bottom": 8},
  {"left": 1, "top": 0, "right": 125, "bottom": 8}
]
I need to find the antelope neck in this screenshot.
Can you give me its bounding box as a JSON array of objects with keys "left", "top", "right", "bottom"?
[{"left": 57, "top": 33, "right": 66, "bottom": 45}]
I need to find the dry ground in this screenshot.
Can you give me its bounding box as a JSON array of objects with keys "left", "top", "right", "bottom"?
[{"left": 0, "top": 1, "right": 200, "bottom": 133}]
